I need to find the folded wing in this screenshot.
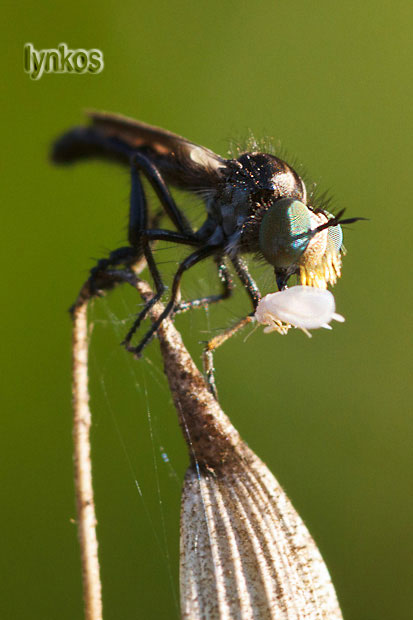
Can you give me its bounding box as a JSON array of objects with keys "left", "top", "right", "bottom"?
[{"left": 52, "top": 110, "right": 227, "bottom": 191}]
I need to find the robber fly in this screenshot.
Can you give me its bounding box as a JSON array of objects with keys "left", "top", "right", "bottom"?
[{"left": 52, "top": 111, "right": 360, "bottom": 368}]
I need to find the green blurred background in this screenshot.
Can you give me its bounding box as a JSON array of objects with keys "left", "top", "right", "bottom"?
[{"left": 2, "top": 1, "right": 412, "bottom": 618}]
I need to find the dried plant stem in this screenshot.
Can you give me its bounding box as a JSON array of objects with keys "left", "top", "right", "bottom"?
[
  {"left": 70, "top": 264, "right": 146, "bottom": 620},
  {"left": 72, "top": 299, "right": 103, "bottom": 620}
]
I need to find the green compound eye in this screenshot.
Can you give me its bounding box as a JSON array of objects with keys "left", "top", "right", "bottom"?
[
  {"left": 326, "top": 215, "right": 343, "bottom": 253},
  {"left": 259, "top": 198, "right": 313, "bottom": 269}
]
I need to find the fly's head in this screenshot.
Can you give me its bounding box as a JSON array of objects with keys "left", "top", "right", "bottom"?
[
  {"left": 225, "top": 152, "right": 363, "bottom": 290},
  {"left": 258, "top": 198, "right": 345, "bottom": 290}
]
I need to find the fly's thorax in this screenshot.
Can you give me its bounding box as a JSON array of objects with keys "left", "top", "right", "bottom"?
[
  {"left": 214, "top": 155, "right": 307, "bottom": 248},
  {"left": 233, "top": 153, "right": 307, "bottom": 203},
  {"left": 201, "top": 184, "right": 249, "bottom": 250},
  {"left": 208, "top": 181, "right": 253, "bottom": 238},
  {"left": 221, "top": 198, "right": 250, "bottom": 236},
  {"left": 204, "top": 154, "right": 311, "bottom": 256}
]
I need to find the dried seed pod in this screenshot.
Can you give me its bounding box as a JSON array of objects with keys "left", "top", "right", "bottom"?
[{"left": 181, "top": 451, "right": 343, "bottom": 620}]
